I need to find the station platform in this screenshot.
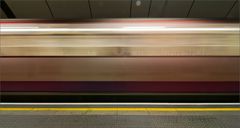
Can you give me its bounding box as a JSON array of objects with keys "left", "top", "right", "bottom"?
[{"left": 0, "top": 103, "right": 239, "bottom": 128}]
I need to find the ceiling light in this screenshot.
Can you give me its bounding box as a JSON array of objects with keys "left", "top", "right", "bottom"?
[{"left": 136, "top": 0, "right": 141, "bottom": 6}]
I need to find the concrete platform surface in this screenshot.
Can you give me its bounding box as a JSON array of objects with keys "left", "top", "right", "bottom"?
[{"left": 0, "top": 104, "right": 239, "bottom": 128}]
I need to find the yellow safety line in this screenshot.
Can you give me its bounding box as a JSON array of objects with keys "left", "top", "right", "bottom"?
[{"left": 0, "top": 108, "right": 239, "bottom": 111}]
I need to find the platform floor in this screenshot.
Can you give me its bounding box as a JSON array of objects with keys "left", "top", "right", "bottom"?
[{"left": 0, "top": 104, "right": 239, "bottom": 128}]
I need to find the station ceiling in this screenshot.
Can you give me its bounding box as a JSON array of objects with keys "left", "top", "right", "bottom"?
[{"left": 0, "top": 0, "right": 239, "bottom": 19}]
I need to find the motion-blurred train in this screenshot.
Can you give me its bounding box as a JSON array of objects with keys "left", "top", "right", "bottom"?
[{"left": 0, "top": 19, "right": 239, "bottom": 102}]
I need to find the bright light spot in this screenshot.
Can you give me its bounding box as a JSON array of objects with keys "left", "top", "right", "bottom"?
[{"left": 136, "top": 0, "right": 141, "bottom": 6}]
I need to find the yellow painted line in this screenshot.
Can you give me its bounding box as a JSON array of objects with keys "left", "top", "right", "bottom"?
[{"left": 0, "top": 108, "right": 239, "bottom": 111}]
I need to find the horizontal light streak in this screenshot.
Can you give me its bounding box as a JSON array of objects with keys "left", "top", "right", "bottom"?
[
  {"left": 3, "top": 45, "right": 237, "bottom": 47},
  {"left": 0, "top": 107, "right": 239, "bottom": 111},
  {"left": 1, "top": 26, "right": 39, "bottom": 29},
  {"left": 1, "top": 103, "right": 239, "bottom": 105},
  {"left": 1, "top": 27, "right": 239, "bottom": 32}
]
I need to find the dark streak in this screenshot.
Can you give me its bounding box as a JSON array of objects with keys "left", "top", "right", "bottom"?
[{"left": 0, "top": 0, "right": 15, "bottom": 18}]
